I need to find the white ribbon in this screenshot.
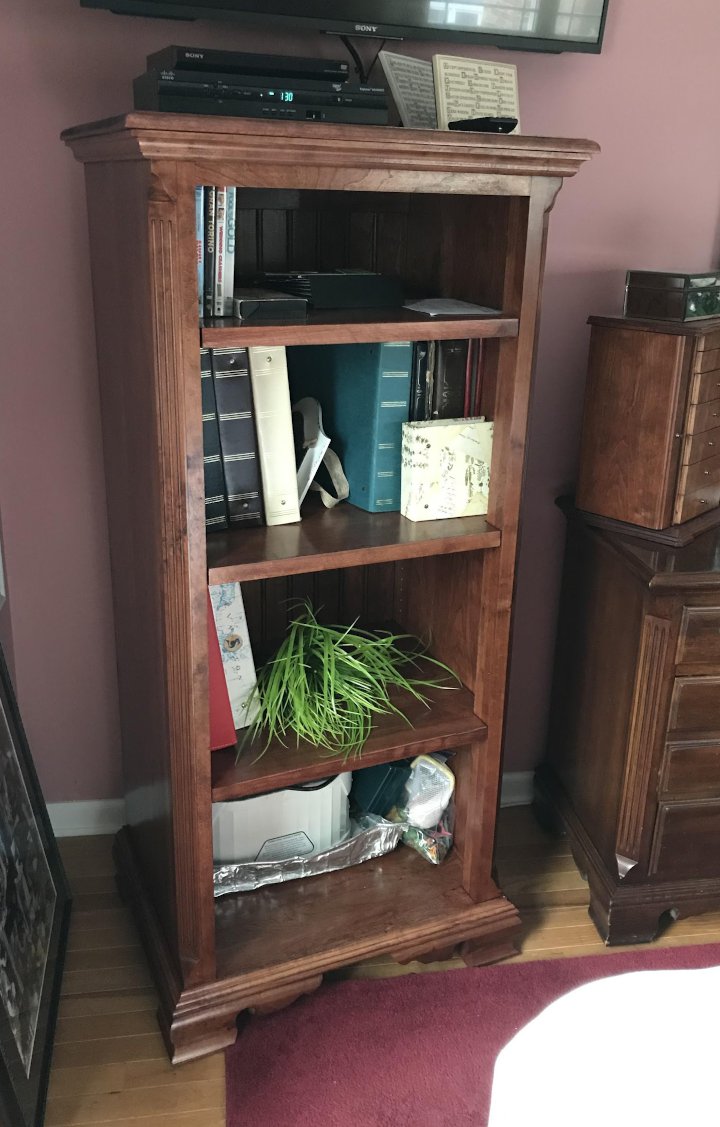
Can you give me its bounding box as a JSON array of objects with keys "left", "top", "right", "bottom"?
[{"left": 292, "top": 397, "right": 349, "bottom": 509}]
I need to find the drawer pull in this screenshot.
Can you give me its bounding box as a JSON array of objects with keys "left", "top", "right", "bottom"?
[
  {"left": 709, "top": 442, "right": 716, "bottom": 447},
  {"left": 700, "top": 499, "right": 709, "bottom": 504},
  {"left": 704, "top": 469, "right": 711, "bottom": 475}
]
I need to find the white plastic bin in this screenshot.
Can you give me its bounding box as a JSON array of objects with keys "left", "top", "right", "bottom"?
[{"left": 212, "top": 772, "right": 352, "bottom": 863}]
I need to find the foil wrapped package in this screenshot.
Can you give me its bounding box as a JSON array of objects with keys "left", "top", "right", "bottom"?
[{"left": 213, "top": 814, "right": 405, "bottom": 897}]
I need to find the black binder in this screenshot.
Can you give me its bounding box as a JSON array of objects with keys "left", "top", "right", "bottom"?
[
  {"left": 210, "top": 347, "right": 264, "bottom": 528},
  {"left": 201, "top": 348, "right": 229, "bottom": 532}
]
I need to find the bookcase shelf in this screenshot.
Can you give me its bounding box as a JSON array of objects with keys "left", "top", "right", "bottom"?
[
  {"left": 206, "top": 499, "right": 502, "bottom": 583},
  {"left": 201, "top": 309, "right": 519, "bottom": 348},
  {"left": 211, "top": 673, "right": 484, "bottom": 801},
  {"left": 214, "top": 847, "right": 511, "bottom": 983},
  {"left": 62, "top": 112, "right": 597, "bottom": 1064}
]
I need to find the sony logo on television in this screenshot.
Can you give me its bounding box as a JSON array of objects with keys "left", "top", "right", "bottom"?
[
  {"left": 186, "top": 52, "right": 204, "bottom": 58},
  {"left": 354, "top": 23, "right": 379, "bottom": 32}
]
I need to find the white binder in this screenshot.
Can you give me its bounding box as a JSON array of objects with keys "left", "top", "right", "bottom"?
[{"left": 247, "top": 345, "right": 301, "bottom": 525}]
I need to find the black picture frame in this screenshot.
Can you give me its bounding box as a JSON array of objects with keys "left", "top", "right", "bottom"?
[{"left": 0, "top": 643, "right": 71, "bottom": 1127}]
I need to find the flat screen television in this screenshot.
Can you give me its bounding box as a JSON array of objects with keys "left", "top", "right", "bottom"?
[{"left": 80, "top": 0, "right": 610, "bottom": 54}]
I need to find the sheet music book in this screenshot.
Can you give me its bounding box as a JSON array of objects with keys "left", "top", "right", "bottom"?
[
  {"left": 433, "top": 55, "right": 520, "bottom": 131},
  {"left": 379, "top": 50, "right": 520, "bottom": 134},
  {"left": 378, "top": 51, "right": 437, "bottom": 130}
]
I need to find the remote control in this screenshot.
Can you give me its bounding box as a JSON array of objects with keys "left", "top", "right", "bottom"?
[{"left": 448, "top": 116, "right": 518, "bottom": 133}]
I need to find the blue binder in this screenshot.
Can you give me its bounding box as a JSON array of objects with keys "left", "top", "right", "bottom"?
[{"left": 287, "top": 341, "right": 412, "bottom": 513}]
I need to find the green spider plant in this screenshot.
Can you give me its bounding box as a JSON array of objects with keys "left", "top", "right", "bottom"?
[{"left": 240, "top": 602, "right": 459, "bottom": 762}]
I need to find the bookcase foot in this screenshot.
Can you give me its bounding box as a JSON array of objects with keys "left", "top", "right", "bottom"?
[
  {"left": 458, "top": 931, "right": 520, "bottom": 967},
  {"left": 159, "top": 1003, "right": 241, "bottom": 1066},
  {"left": 249, "top": 974, "right": 324, "bottom": 1015}
]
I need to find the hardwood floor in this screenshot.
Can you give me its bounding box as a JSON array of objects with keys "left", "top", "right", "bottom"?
[{"left": 47, "top": 806, "right": 720, "bottom": 1125}]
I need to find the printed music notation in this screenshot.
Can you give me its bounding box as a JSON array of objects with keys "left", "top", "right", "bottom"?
[{"left": 432, "top": 55, "right": 520, "bottom": 131}]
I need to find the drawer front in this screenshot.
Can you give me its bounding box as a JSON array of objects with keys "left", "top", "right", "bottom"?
[
  {"left": 699, "top": 330, "right": 720, "bottom": 353},
  {"left": 690, "top": 366, "right": 720, "bottom": 403},
  {"left": 660, "top": 739, "right": 720, "bottom": 798},
  {"left": 695, "top": 348, "right": 720, "bottom": 374},
  {"left": 682, "top": 426, "right": 720, "bottom": 465},
  {"left": 676, "top": 451, "right": 720, "bottom": 496},
  {"left": 675, "top": 480, "right": 720, "bottom": 523},
  {"left": 649, "top": 800, "right": 720, "bottom": 878},
  {"left": 668, "top": 675, "right": 720, "bottom": 734},
  {"left": 685, "top": 397, "right": 720, "bottom": 435},
  {"left": 677, "top": 606, "right": 720, "bottom": 665}
]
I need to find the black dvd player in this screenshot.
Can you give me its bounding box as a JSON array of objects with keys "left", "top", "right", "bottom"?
[
  {"left": 133, "top": 73, "right": 388, "bottom": 125},
  {"left": 133, "top": 92, "right": 389, "bottom": 126},
  {"left": 146, "top": 45, "right": 350, "bottom": 85}
]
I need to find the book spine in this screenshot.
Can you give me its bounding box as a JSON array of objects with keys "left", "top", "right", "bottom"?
[
  {"left": 423, "top": 339, "right": 436, "bottom": 422},
  {"left": 211, "top": 347, "right": 263, "bottom": 528},
  {"left": 248, "top": 345, "right": 301, "bottom": 526},
  {"left": 203, "top": 185, "right": 216, "bottom": 319},
  {"left": 222, "top": 187, "right": 236, "bottom": 316},
  {"left": 207, "top": 589, "right": 237, "bottom": 750},
  {"left": 432, "top": 339, "right": 469, "bottom": 419},
  {"left": 372, "top": 341, "right": 413, "bottom": 511},
  {"left": 213, "top": 187, "right": 226, "bottom": 317},
  {"left": 195, "top": 186, "right": 204, "bottom": 320},
  {"left": 200, "top": 348, "right": 229, "bottom": 531},
  {"left": 473, "top": 341, "right": 484, "bottom": 416},
  {"left": 209, "top": 582, "right": 260, "bottom": 730},
  {"left": 410, "top": 341, "right": 429, "bottom": 422}
]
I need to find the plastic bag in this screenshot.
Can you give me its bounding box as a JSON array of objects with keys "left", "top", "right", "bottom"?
[{"left": 388, "top": 754, "right": 456, "bottom": 864}]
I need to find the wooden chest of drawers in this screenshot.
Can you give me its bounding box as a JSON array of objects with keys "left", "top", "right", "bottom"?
[
  {"left": 537, "top": 511, "right": 720, "bottom": 944},
  {"left": 576, "top": 316, "right": 720, "bottom": 531}
]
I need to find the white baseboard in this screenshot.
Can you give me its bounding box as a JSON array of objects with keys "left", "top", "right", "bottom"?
[
  {"left": 500, "top": 771, "right": 534, "bottom": 807},
  {"left": 48, "top": 799, "right": 127, "bottom": 838},
  {"left": 46, "top": 773, "right": 531, "bottom": 838}
]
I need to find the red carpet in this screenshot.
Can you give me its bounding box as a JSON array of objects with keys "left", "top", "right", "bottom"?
[{"left": 226, "top": 943, "right": 720, "bottom": 1127}]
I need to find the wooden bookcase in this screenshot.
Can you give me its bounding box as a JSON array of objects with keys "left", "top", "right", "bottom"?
[{"left": 62, "top": 113, "right": 596, "bottom": 1062}]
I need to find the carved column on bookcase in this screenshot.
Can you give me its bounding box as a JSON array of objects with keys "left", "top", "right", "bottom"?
[
  {"left": 148, "top": 166, "right": 215, "bottom": 986},
  {"left": 615, "top": 615, "right": 671, "bottom": 876}
]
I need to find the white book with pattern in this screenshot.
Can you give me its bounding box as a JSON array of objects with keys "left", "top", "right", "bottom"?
[
  {"left": 401, "top": 417, "right": 493, "bottom": 521},
  {"left": 209, "top": 582, "right": 260, "bottom": 730},
  {"left": 247, "top": 345, "right": 301, "bottom": 525}
]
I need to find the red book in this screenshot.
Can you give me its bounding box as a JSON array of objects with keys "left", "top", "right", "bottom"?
[{"left": 207, "top": 590, "right": 237, "bottom": 751}]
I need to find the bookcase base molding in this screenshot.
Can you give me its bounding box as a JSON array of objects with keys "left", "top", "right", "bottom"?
[
  {"left": 62, "top": 114, "right": 596, "bottom": 1064},
  {"left": 115, "top": 825, "right": 521, "bottom": 1063}
]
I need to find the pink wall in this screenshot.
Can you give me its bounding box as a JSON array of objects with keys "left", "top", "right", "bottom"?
[{"left": 1, "top": 0, "right": 719, "bottom": 800}]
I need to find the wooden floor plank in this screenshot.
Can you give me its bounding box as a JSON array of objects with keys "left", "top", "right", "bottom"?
[
  {"left": 64, "top": 945, "right": 147, "bottom": 973},
  {"left": 55, "top": 1009, "right": 162, "bottom": 1044},
  {"left": 60, "top": 965, "right": 153, "bottom": 997},
  {"left": 47, "top": 1057, "right": 223, "bottom": 1100},
  {"left": 57, "top": 1114, "right": 225, "bottom": 1127},
  {"left": 45, "top": 1079, "right": 224, "bottom": 1125},
  {"left": 57, "top": 992, "right": 158, "bottom": 1019},
  {"left": 52, "top": 1032, "right": 169, "bottom": 1069}
]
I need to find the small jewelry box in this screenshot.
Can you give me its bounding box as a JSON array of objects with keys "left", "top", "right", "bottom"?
[{"left": 624, "top": 270, "right": 720, "bottom": 322}]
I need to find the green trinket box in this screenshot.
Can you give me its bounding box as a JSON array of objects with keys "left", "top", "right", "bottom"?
[{"left": 624, "top": 270, "right": 720, "bottom": 322}]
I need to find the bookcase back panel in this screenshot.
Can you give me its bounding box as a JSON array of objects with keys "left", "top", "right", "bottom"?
[
  {"left": 241, "top": 562, "right": 398, "bottom": 663},
  {"left": 229, "top": 189, "right": 514, "bottom": 309}
]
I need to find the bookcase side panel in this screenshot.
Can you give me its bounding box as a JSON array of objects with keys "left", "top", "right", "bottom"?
[
  {"left": 469, "top": 181, "right": 561, "bottom": 897},
  {"left": 84, "top": 160, "right": 215, "bottom": 986}
]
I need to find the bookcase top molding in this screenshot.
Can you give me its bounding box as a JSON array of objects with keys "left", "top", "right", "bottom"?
[{"left": 62, "top": 112, "right": 598, "bottom": 183}]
